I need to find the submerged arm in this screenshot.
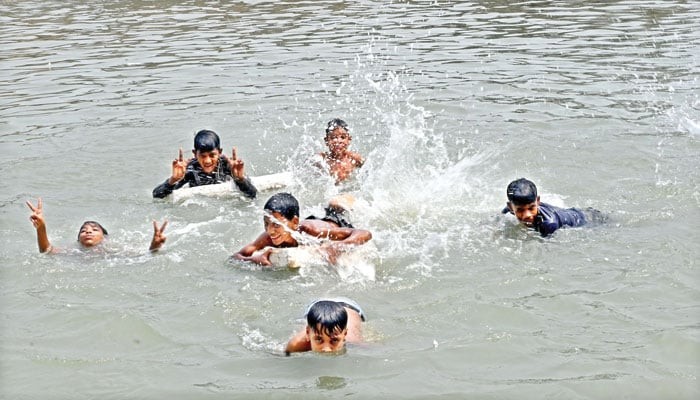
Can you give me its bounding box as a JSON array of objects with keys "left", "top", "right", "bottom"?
[{"left": 285, "top": 329, "right": 311, "bottom": 355}]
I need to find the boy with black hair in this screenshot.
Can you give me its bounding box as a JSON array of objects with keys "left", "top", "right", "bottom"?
[
  {"left": 232, "top": 192, "right": 372, "bottom": 266},
  {"left": 152, "top": 129, "right": 257, "bottom": 199},
  {"left": 318, "top": 118, "right": 364, "bottom": 184},
  {"left": 285, "top": 298, "right": 365, "bottom": 354},
  {"left": 26, "top": 198, "right": 167, "bottom": 253},
  {"left": 502, "top": 178, "right": 599, "bottom": 237}
]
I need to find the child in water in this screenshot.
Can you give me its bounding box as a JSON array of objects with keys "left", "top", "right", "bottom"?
[
  {"left": 502, "top": 178, "right": 602, "bottom": 237},
  {"left": 318, "top": 118, "right": 364, "bottom": 184},
  {"left": 285, "top": 297, "right": 365, "bottom": 355},
  {"left": 27, "top": 198, "right": 167, "bottom": 253},
  {"left": 153, "top": 129, "right": 257, "bottom": 199},
  {"left": 232, "top": 192, "right": 372, "bottom": 266}
]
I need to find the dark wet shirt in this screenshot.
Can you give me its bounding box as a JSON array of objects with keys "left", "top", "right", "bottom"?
[
  {"left": 152, "top": 155, "right": 257, "bottom": 199},
  {"left": 502, "top": 202, "right": 587, "bottom": 237}
]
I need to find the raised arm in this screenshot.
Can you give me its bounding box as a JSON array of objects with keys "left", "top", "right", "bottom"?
[
  {"left": 26, "top": 198, "right": 53, "bottom": 253},
  {"left": 149, "top": 220, "right": 168, "bottom": 252},
  {"left": 153, "top": 148, "right": 189, "bottom": 198},
  {"left": 227, "top": 147, "right": 257, "bottom": 199}
]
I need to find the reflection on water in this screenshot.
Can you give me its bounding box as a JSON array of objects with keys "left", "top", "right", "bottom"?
[{"left": 1, "top": 0, "right": 699, "bottom": 398}]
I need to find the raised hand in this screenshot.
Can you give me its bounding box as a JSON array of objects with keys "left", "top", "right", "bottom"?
[
  {"left": 169, "top": 148, "right": 188, "bottom": 184},
  {"left": 26, "top": 198, "right": 46, "bottom": 230},
  {"left": 26, "top": 198, "right": 52, "bottom": 253},
  {"left": 149, "top": 219, "right": 168, "bottom": 252},
  {"left": 229, "top": 146, "right": 246, "bottom": 179}
]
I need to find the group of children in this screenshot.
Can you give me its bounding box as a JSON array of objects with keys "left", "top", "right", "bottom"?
[{"left": 26, "top": 118, "right": 602, "bottom": 355}]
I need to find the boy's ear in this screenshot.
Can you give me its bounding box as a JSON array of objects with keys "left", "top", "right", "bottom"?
[
  {"left": 305, "top": 326, "right": 312, "bottom": 340},
  {"left": 290, "top": 216, "right": 300, "bottom": 229},
  {"left": 192, "top": 149, "right": 197, "bottom": 157},
  {"left": 507, "top": 201, "right": 513, "bottom": 212},
  {"left": 536, "top": 196, "right": 541, "bottom": 205}
]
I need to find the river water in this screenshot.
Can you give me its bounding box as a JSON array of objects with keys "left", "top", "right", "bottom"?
[{"left": 1, "top": 1, "right": 698, "bottom": 398}]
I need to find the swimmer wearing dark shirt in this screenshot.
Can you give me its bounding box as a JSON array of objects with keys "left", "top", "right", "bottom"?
[
  {"left": 152, "top": 129, "right": 257, "bottom": 199},
  {"left": 503, "top": 178, "right": 603, "bottom": 237},
  {"left": 153, "top": 155, "right": 257, "bottom": 199}
]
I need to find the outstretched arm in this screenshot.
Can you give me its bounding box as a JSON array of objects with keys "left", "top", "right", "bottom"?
[
  {"left": 301, "top": 221, "right": 372, "bottom": 264},
  {"left": 301, "top": 222, "right": 372, "bottom": 246},
  {"left": 232, "top": 233, "right": 274, "bottom": 266},
  {"left": 149, "top": 220, "right": 168, "bottom": 252},
  {"left": 26, "top": 198, "right": 53, "bottom": 253}
]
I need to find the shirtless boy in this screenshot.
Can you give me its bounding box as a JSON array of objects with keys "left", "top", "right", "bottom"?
[
  {"left": 318, "top": 118, "right": 364, "bottom": 184},
  {"left": 232, "top": 192, "right": 372, "bottom": 266}
]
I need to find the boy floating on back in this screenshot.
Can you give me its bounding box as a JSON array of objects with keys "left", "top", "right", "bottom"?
[
  {"left": 153, "top": 129, "right": 257, "bottom": 199},
  {"left": 502, "top": 178, "right": 602, "bottom": 237},
  {"left": 233, "top": 192, "right": 372, "bottom": 266}
]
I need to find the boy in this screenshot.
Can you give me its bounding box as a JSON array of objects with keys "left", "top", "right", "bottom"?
[
  {"left": 285, "top": 298, "right": 365, "bottom": 354},
  {"left": 232, "top": 192, "right": 372, "bottom": 266},
  {"left": 502, "top": 178, "right": 596, "bottom": 237},
  {"left": 152, "top": 129, "right": 257, "bottom": 199},
  {"left": 318, "top": 118, "right": 364, "bottom": 184},
  {"left": 27, "top": 198, "right": 167, "bottom": 253}
]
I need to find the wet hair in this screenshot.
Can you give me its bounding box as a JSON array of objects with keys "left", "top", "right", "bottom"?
[
  {"left": 193, "top": 129, "right": 221, "bottom": 152},
  {"left": 77, "top": 221, "right": 108, "bottom": 239},
  {"left": 263, "top": 192, "right": 299, "bottom": 221},
  {"left": 325, "top": 118, "right": 349, "bottom": 136},
  {"left": 307, "top": 301, "right": 348, "bottom": 336},
  {"left": 506, "top": 178, "right": 538, "bottom": 205}
]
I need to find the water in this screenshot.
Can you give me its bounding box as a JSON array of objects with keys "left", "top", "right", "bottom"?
[{"left": 1, "top": 1, "right": 699, "bottom": 398}]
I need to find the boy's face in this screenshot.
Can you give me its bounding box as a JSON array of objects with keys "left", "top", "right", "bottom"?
[
  {"left": 264, "top": 211, "right": 299, "bottom": 246},
  {"left": 508, "top": 197, "right": 540, "bottom": 227},
  {"left": 306, "top": 325, "right": 347, "bottom": 353},
  {"left": 78, "top": 223, "right": 105, "bottom": 247},
  {"left": 325, "top": 127, "right": 351, "bottom": 155},
  {"left": 193, "top": 148, "right": 221, "bottom": 174}
]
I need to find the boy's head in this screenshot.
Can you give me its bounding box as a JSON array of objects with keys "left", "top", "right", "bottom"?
[
  {"left": 77, "top": 221, "right": 108, "bottom": 247},
  {"left": 506, "top": 178, "right": 540, "bottom": 227},
  {"left": 324, "top": 118, "right": 351, "bottom": 155},
  {"left": 193, "top": 130, "right": 223, "bottom": 174},
  {"left": 305, "top": 301, "right": 348, "bottom": 353},
  {"left": 263, "top": 193, "right": 300, "bottom": 246}
]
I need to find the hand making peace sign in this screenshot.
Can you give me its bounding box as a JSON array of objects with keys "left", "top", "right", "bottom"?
[
  {"left": 169, "top": 148, "right": 188, "bottom": 185},
  {"left": 228, "top": 146, "right": 246, "bottom": 180},
  {"left": 149, "top": 219, "right": 168, "bottom": 252}
]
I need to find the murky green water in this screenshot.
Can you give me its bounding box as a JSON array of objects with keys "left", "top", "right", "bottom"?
[{"left": 1, "top": 1, "right": 698, "bottom": 398}]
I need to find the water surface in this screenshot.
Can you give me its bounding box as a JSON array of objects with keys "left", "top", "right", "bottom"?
[{"left": 1, "top": 1, "right": 699, "bottom": 398}]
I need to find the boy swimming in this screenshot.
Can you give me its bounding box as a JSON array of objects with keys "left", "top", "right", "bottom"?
[
  {"left": 27, "top": 198, "right": 167, "bottom": 253},
  {"left": 285, "top": 297, "right": 365, "bottom": 354},
  {"left": 152, "top": 129, "right": 257, "bottom": 199},
  {"left": 318, "top": 118, "right": 364, "bottom": 184},
  {"left": 502, "top": 178, "right": 601, "bottom": 237},
  {"left": 232, "top": 192, "right": 372, "bottom": 266}
]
